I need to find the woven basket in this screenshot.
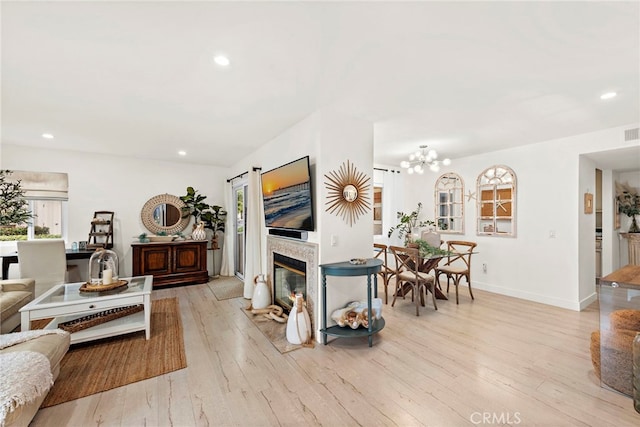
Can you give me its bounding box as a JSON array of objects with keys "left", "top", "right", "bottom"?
[{"left": 59, "top": 305, "right": 144, "bottom": 333}]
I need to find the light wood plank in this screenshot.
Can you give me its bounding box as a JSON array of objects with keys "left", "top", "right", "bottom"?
[{"left": 30, "top": 280, "right": 639, "bottom": 426}]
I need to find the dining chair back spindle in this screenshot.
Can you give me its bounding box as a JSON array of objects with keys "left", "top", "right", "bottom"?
[
  {"left": 388, "top": 245, "right": 437, "bottom": 316},
  {"left": 373, "top": 243, "right": 396, "bottom": 304},
  {"left": 435, "top": 240, "right": 477, "bottom": 304}
]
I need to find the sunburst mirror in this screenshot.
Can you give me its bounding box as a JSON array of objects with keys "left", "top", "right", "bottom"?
[{"left": 324, "top": 160, "right": 371, "bottom": 226}]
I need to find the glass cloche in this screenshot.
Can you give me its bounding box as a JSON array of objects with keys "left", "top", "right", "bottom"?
[{"left": 88, "top": 248, "right": 119, "bottom": 285}]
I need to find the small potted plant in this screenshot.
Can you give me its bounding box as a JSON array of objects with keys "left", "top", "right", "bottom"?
[
  {"left": 387, "top": 202, "right": 435, "bottom": 245},
  {"left": 617, "top": 183, "right": 640, "bottom": 233},
  {"left": 201, "top": 205, "right": 227, "bottom": 249}
]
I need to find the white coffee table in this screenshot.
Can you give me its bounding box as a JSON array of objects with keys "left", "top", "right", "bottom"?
[{"left": 20, "top": 275, "right": 153, "bottom": 344}]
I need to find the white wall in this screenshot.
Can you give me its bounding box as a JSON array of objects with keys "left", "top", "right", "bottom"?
[
  {"left": 400, "top": 123, "right": 639, "bottom": 311},
  {"left": 4, "top": 121, "right": 636, "bottom": 315},
  {"left": 578, "top": 156, "right": 597, "bottom": 305},
  {"left": 229, "top": 108, "right": 375, "bottom": 338},
  {"left": 2, "top": 144, "right": 228, "bottom": 278},
  {"left": 602, "top": 168, "right": 618, "bottom": 276}
]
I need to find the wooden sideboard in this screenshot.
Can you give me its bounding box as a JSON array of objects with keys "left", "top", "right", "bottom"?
[{"left": 131, "top": 240, "right": 209, "bottom": 288}]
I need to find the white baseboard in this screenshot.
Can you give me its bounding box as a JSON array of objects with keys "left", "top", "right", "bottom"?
[{"left": 472, "top": 281, "right": 584, "bottom": 311}]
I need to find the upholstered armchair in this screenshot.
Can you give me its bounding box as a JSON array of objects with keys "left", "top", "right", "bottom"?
[{"left": 0, "top": 278, "right": 35, "bottom": 333}]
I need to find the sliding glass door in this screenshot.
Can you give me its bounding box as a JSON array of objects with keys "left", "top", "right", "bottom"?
[{"left": 233, "top": 182, "right": 247, "bottom": 279}]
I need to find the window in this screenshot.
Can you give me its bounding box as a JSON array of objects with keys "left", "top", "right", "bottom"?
[
  {"left": 233, "top": 181, "right": 247, "bottom": 279},
  {"left": 2, "top": 171, "right": 68, "bottom": 242},
  {"left": 29, "top": 199, "right": 64, "bottom": 239}
]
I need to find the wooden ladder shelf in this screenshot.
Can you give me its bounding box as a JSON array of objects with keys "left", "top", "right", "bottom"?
[{"left": 87, "top": 211, "right": 114, "bottom": 249}]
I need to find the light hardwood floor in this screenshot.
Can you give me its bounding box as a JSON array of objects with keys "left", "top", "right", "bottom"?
[{"left": 31, "top": 280, "right": 639, "bottom": 426}]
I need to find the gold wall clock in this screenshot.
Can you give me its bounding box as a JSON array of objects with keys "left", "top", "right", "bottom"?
[{"left": 324, "top": 160, "right": 371, "bottom": 226}]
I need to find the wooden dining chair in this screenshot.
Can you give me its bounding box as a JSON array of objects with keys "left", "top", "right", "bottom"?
[
  {"left": 435, "top": 240, "right": 477, "bottom": 304},
  {"left": 388, "top": 245, "right": 437, "bottom": 316},
  {"left": 373, "top": 243, "right": 396, "bottom": 304}
]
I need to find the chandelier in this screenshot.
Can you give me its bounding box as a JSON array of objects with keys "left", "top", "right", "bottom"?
[{"left": 400, "top": 145, "right": 451, "bottom": 174}]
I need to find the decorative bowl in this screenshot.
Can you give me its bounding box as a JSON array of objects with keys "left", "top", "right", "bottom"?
[
  {"left": 349, "top": 258, "right": 367, "bottom": 265},
  {"left": 148, "top": 235, "right": 176, "bottom": 243}
]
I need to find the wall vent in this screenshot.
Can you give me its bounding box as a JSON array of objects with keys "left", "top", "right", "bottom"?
[{"left": 624, "top": 127, "right": 639, "bottom": 141}]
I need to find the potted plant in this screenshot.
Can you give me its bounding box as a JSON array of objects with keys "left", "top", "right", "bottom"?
[
  {"left": 180, "top": 186, "right": 210, "bottom": 226},
  {"left": 0, "top": 170, "right": 34, "bottom": 238},
  {"left": 180, "top": 186, "right": 227, "bottom": 277},
  {"left": 617, "top": 183, "right": 640, "bottom": 233},
  {"left": 201, "top": 205, "right": 227, "bottom": 249},
  {"left": 387, "top": 202, "right": 435, "bottom": 245}
]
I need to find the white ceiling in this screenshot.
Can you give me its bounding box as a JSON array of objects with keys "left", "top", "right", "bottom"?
[{"left": 2, "top": 1, "right": 639, "bottom": 169}]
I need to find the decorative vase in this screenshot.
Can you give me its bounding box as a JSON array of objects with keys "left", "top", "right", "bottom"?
[
  {"left": 251, "top": 274, "right": 270, "bottom": 310},
  {"left": 630, "top": 216, "right": 640, "bottom": 233},
  {"left": 634, "top": 332, "right": 640, "bottom": 413},
  {"left": 192, "top": 222, "right": 207, "bottom": 240},
  {"left": 286, "top": 293, "right": 311, "bottom": 345}
]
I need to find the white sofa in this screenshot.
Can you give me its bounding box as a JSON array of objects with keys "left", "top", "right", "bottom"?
[
  {"left": 0, "top": 279, "right": 35, "bottom": 334},
  {"left": 1, "top": 331, "right": 70, "bottom": 426}
]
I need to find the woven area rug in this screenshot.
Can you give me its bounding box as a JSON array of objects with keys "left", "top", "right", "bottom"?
[
  {"left": 209, "top": 276, "right": 244, "bottom": 300},
  {"left": 34, "top": 297, "right": 186, "bottom": 407}
]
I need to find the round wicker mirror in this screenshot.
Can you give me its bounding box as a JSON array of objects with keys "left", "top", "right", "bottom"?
[{"left": 141, "top": 194, "right": 190, "bottom": 235}]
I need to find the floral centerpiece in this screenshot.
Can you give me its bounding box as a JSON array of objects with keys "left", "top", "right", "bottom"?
[
  {"left": 387, "top": 202, "right": 435, "bottom": 245},
  {"left": 616, "top": 182, "right": 640, "bottom": 233}
]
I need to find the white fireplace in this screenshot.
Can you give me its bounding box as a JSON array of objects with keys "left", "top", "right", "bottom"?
[{"left": 267, "top": 235, "right": 318, "bottom": 336}]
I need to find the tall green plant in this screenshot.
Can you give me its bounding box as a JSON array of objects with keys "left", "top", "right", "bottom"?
[
  {"left": 201, "top": 205, "right": 227, "bottom": 234},
  {"left": 387, "top": 202, "right": 435, "bottom": 243},
  {"left": 0, "top": 170, "right": 33, "bottom": 226},
  {"left": 180, "top": 186, "right": 227, "bottom": 237}
]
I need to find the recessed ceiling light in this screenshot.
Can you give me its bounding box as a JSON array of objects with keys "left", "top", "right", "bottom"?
[
  {"left": 213, "top": 55, "right": 230, "bottom": 67},
  {"left": 600, "top": 92, "right": 617, "bottom": 100},
  {"left": 178, "top": 150, "right": 187, "bottom": 156},
  {"left": 42, "top": 133, "right": 54, "bottom": 139}
]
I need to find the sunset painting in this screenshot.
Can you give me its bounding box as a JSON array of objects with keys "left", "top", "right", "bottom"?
[{"left": 261, "top": 157, "right": 314, "bottom": 230}]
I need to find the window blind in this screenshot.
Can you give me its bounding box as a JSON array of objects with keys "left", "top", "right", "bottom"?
[{"left": 9, "top": 170, "right": 69, "bottom": 201}]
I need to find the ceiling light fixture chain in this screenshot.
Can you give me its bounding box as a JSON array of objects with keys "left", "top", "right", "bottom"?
[{"left": 400, "top": 144, "right": 451, "bottom": 174}]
